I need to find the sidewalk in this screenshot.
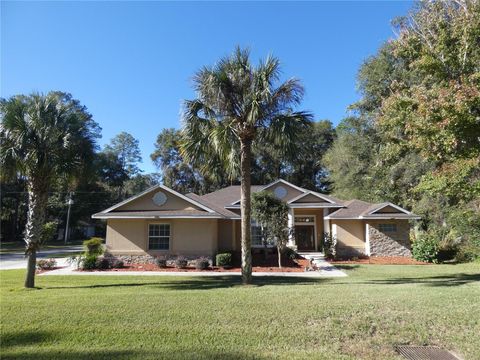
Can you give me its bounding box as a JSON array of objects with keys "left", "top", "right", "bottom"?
[{"left": 0, "top": 246, "right": 82, "bottom": 270}]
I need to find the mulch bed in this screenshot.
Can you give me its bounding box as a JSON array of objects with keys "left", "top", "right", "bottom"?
[
  {"left": 330, "top": 256, "right": 429, "bottom": 265},
  {"left": 78, "top": 254, "right": 311, "bottom": 273}
]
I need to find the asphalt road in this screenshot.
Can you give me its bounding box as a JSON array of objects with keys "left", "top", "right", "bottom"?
[{"left": 0, "top": 245, "right": 83, "bottom": 270}]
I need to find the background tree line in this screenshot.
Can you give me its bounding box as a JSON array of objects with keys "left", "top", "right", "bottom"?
[{"left": 325, "top": 0, "right": 480, "bottom": 261}]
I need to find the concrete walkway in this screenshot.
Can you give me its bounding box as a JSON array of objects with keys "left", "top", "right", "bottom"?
[
  {"left": 0, "top": 246, "right": 82, "bottom": 270},
  {"left": 41, "top": 252, "right": 347, "bottom": 278}
]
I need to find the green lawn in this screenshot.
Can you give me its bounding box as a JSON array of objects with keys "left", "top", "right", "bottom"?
[{"left": 1, "top": 264, "right": 479, "bottom": 360}]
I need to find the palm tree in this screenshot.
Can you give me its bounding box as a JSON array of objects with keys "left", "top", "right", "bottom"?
[
  {"left": 181, "top": 48, "right": 312, "bottom": 284},
  {"left": 0, "top": 92, "right": 99, "bottom": 288}
]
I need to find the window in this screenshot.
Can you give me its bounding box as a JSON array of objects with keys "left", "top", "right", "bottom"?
[
  {"left": 251, "top": 220, "right": 264, "bottom": 246},
  {"left": 148, "top": 224, "right": 170, "bottom": 250},
  {"left": 378, "top": 223, "right": 397, "bottom": 233},
  {"left": 251, "top": 220, "right": 275, "bottom": 247},
  {"left": 295, "top": 216, "right": 315, "bottom": 224}
]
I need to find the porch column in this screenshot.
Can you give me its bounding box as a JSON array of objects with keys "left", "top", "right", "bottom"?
[
  {"left": 287, "top": 207, "right": 295, "bottom": 248},
  {"left": 365, "top": 223, "right": 371, "bottom": 256},
  {"left": 323, "top": 208, "right": 330, "bottom": 235}
]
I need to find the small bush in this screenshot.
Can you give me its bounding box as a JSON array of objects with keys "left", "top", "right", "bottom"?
[
  {"left": 195, "top": 258, "right": 210, "bottom": 270},
  {"left": 283, "top": 247, "right": 297, "bottom": 260},
  {"left": 412, "top": 234, "right": 439, "bottom": 263},
  {"left": 174, "top": 257, "right": 188, "bottom": 269},
  {"left": 456, "top": 237, "right": 480, "bottom": 263},
  {"left": 81, "top": 255, "right": 99, "bottom": 270},
  {"left": 83, "top": 237, "right": 104, "bottom": 256},
  {"left": 96, "top": 257, "right": 112, "bottom": 270},
  {"left": 67, "top": 255, "right": 82, "bottom": 269},
  {"left": 41, "top": 222, "right": 58, "bottom": 244},
  {"left": 322, "top": 232, "right": 337, "bottom": 259},
  {"left": 112, "top": 259, "right": 124, "bottom": 269},
  {"left": 156, "top": 257, "right": 167, "bottom": 268},
  {"left": 36, "top": 258, "right": 57, "bottom": 270},
  {"left": 216, "top": 253, "right": 232, "bottom": 267}
]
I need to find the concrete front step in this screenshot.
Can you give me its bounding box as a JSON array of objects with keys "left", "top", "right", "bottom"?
[{"left": 298, "top": 252, "right": 325, "bottom": 261}]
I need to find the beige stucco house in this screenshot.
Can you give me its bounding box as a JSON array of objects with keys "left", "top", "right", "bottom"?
[{"left": 92, "top": 179, "right": 420, "bottom": 259}]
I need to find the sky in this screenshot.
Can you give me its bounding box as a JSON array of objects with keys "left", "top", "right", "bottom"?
[{"left": 1, "top": 1, "right": 412, "bottom": 173}]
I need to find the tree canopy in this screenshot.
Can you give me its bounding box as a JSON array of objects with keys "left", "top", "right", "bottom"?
[{"left": 324, "top": 0, "right": 480, "bottom": 261}]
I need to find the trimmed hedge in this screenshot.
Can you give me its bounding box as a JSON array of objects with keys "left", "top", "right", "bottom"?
[{"left": 216, "top": 253, "right": 232, "bottom": 267}]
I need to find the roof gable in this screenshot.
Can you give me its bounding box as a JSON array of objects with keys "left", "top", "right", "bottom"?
[
  {"left": 365, "top": 203, "right": 413, "bottom": 216},
  {"left": 288, "top": 192, "right": 336, "bottom": 204},
  {"left": 325, "top": 200, "right": 420, "bottom": 219},
  {"left": 228, "top": 179, "right": 306, "bottom": 206},
  {"left": 99, "top": 185, "right": 215, "bottom": 214}
]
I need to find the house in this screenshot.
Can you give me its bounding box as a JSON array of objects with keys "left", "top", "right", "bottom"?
[{"left": 92, "top": 179, "right": 420, "bottom": 260}]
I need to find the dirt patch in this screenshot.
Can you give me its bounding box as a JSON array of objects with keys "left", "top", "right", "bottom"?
[{"left": 330, "top": 256, "right": 429, "bottom": 265}]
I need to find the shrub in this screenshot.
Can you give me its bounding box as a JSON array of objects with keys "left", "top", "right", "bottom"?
[
  {"left": 81, "top": 255, "right": 99, "bottom": 270},
  {"left": 174, "top": 257, "right": 188, "bottom": 269},
  {"left": 195, "top": 258, "right": 210, "bottom": 270},
  {"left": 412, "top": 234, "right": 440, "bottom": 263},
  {"left": 41, "top": 222, "right": 58, "bottom": 244},
  {"left": 156, "top": 256, "right": 167, "bottom": 268},
  {"left": 112, "top": 259, "right": 124, "bottom": 269},
  {"left": 322, "top": 232, "right": 337, "bottom": 259},
  {"left": 36, "top": 258, "right": 57, "bottom": 270},
  {"left": 456, "top": 237, "right": 480, "bottom": 263},
  {"left": 283, "top": 247, "right": 297, "bottom": 260},
  {"left": 83, "top": 237, "right": 104, "bottom": 256},
  {"left": 216, "top": 253, "right": 232, "bottom": 267},
  {"left": 67, "top": 255, "right": 82, "bottom": 269},
  {"left": 96, "top": 257, "right": 112, "bottom": 270}
]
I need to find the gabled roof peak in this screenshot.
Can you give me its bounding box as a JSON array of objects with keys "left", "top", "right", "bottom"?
[{"left": 94, "top": 184, "right": 217, "bottom": 215}]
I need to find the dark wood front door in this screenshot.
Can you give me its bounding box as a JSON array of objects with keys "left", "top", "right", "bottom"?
[{"left": 295, "top": 225, "right": 315, "bottom": 251}]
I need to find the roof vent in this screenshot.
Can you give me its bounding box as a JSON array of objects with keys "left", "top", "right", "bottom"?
[{"left": 152, "top": 191, "right": 167, "bottom": 206}]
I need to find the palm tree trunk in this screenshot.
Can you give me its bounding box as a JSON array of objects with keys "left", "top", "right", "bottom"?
[
  {"left": 24, "top": 181, "right": 48, "bottom": 288},
  {"left": 25, "top": 250, "right": 37, "bottom": 288},
  {"left": 240, "top": 139, "right": 253, "bottom": 285},
  {"left": 277, "top": 245, "right": 282, "bottom": 269}
]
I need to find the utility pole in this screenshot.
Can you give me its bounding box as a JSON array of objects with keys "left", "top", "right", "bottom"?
[{"left": 64, "top": 192, "right": 74, "bottom": 245}]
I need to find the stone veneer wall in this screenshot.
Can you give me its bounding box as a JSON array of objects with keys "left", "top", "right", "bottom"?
[
  {"left": 368, "top": 222, "right": 411, "bottom": 257},
  {"left": 112, "top": 254, "right": 213, "bottom": 267}
]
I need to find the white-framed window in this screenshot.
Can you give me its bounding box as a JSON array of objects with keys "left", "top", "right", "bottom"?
[
  {"left": 251, "top": 219, "right": 275, "bottom": 247},
  {"left": 378, "top": 223, "right": 397, "bottom": 233},
  {"left": 148, "top": 223, "right": 170, "bottom": 250},
  {"left": 294, "top": 216, "right": 315, "bottom": 224},
  {"left": 251, "top": 220, "right": 264, "bottom": 246}
]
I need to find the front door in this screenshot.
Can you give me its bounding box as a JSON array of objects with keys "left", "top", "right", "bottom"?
[{"left": 295, "top": 225, "right": 315, "bottom": 251}]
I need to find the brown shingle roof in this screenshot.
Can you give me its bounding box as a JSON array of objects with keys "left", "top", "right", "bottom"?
[
  {"left": 186, "top": 193, "right": 239, "bottom": 218},
  {"left": 326, "top": 199, "right": 373, "bottom": 218},
  {"left": 199, "top": 185, "right": 264, "bottom": 208},
  {"left": 92, "top": 209, "right": 222, "bottom": 219}
]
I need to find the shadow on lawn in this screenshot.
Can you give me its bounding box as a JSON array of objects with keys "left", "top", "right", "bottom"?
[
  {"left": 2, "top": 349, "right": 272, "bottom": 360},
  {"left": 365, "top": 273, "right": 480, "bottom": 287},
  {"left": 330, "top": 264, "right": 360, "bottom": 271},
  {"left": 1, "top": 331, "right": 272, "bottom": 360},
  {"left": 2, "top": 330, "right": 55, "bottom": 348},
  {"left": 43, "top": 276, "right": 328, "bottom": 291}
]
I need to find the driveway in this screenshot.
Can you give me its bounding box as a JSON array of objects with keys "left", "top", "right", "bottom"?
[{"left": 0, "top": 246, "right": 83, "bottom": 270}]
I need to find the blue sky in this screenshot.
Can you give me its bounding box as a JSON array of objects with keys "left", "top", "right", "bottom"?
[{"left": 2, "top": 1, "right": 412, "bottom": 173}]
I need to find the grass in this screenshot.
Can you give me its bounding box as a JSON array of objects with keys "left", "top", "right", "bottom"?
[{"left": 1, "top": 263, "right": 479, "bottom": 360}]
